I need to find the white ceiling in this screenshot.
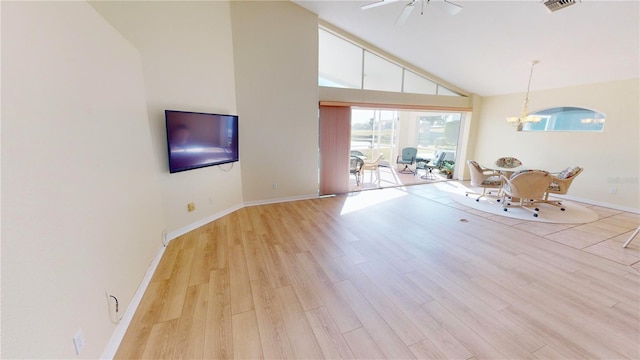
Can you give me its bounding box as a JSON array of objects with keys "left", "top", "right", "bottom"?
[{"left": 292, "top": 0, "right": 640, "bottom": 96}]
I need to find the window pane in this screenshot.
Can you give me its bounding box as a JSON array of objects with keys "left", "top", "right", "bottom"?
[
  {"left": 319, "top": 29, "right": 362, "bottom": 88},
  {"left": 363, "top": 51, "right": 402, "bottom": 92},
  {"left": 522, "top": 107, "right": 606, "bottom": 132},
  {"left": 404, "top": 70, "right": 437, "bottom": 95}
]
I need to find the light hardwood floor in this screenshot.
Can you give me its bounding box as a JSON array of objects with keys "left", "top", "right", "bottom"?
[{"left": 115, "top": 183, "right": 640, "bottom": 359}]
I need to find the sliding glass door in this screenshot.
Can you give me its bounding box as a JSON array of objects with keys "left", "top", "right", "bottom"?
[
  {"left": 351, "top": 108, "right": 398, "bottom": 166},
  {"left": 352, "top": 108, "right": 462, "bottom": 168}
]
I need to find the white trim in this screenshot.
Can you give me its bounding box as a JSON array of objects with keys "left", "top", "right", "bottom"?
[
  {"left": 242, "top": 193, "right": 319, "bottom": 207},
  {"left": 546, "top": 194, "right": 640, "bottom": 214},
  {"left": 166, "top": 203, "right": 244, "bottom": 240},
  {"left": 100, "top": 243, "right": 167, "bottom": 359}
]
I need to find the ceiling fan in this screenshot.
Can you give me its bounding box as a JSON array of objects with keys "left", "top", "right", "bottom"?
[{"left": 361, "top": 0, "right": 463, "bottom": 26}]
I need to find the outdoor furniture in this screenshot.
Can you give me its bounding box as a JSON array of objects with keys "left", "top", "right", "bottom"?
[
  {"left": 349, "top": 156, "right": 364, "bottom": 186},
  {"left": 362, "top": 153, "right": 383, "bottom": 185},
  {"left": 422, "top": 151, "right": 446, "bottom": 179},
  {"left": 396, "top": 147, "right": 418, "bottom": 174}
]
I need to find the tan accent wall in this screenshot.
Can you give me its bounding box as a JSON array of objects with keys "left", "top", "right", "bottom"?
[
  {"left": 91, "top": 1, "right": 243, "bottom": 235},
  {"left": 231, "top": 1, "right": 320, "bottom": 201},
  {"left": 2, "top": 2, "right": 164, "bottom": 357}
]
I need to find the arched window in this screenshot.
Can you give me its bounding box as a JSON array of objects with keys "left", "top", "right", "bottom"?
[{"left": 521, "top": 107, "right": 606, "bottom": 132}]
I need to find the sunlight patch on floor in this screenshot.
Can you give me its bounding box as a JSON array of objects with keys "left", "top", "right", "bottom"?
[{"left": 340, "top": 187, "right": 408, "bottom": 215}]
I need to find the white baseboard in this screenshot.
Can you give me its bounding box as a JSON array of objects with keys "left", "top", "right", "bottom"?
[
  {"left": 243, "top": 193, "right": 319, "bottom": 207},
  {"left": 166, "top": 203, "right": 244, "bottom": 240},
  {"left": 550, "top": 194, "right": 640, "bottom": 214},
  {"left": 100, "top": 243, "right": 167, "bottom": 359}
]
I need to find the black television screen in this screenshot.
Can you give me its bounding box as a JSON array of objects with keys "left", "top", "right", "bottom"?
[{"left": 165, "top": 110, "right": 239, "bottom": 173}]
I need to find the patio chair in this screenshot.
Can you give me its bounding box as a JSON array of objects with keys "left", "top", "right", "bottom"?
[
  {"left": 349, "top": 156, "right": 364, "bottom": 186},
  {"left": 362, "top": 153, "right": 383, "bottom": 185},
  {"left": 396, "top": 147, "right": 418, "bottom": 174},
  {"left": 422, "top": 151, "right": 447, "bottom": 179}
]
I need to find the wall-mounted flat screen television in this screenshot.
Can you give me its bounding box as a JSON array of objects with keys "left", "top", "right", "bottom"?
[{"left": 165, "top": 110, "right": 239, "bottom": 173}]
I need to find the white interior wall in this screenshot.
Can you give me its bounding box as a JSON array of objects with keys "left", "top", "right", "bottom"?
[
  {"left": 474, "top": 78, "right": 640, "bottom": 210},
  {"left": 90, "top": 1, "right": 243, "bottom": 236},
  {"left": 1, "top": 2, "right": 164, "bottom": 358},
  {"left": 230, "top": 1, "right": 320, "bottom": 202}
]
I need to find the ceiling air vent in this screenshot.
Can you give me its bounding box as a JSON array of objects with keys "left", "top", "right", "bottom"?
[{"left": 543, "top": 0, "right": 579, "bottom": 12}]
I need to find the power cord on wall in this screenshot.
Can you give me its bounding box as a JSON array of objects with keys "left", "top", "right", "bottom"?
[
  {"left": 218, "top": 162, "right": 234, "bottom": 172},
  {"left": 108, "top": 294, "right": 121, "bottom": 324}
]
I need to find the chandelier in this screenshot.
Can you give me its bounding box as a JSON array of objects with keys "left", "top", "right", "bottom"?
[{"left": 507, "top": 60, "right": 542, "bottom": 129}]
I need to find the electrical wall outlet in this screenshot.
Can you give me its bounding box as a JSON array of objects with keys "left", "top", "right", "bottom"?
[
  {"left": 187, "top": 202, "right": 195, "bottom": 212},
  {"left": 72, "top": 329, "right": 85, "bottom": 355}
]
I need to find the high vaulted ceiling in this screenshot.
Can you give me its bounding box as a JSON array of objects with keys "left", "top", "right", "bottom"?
[{"left": 292, "top": 0, "right": 639, "bottom": 96}]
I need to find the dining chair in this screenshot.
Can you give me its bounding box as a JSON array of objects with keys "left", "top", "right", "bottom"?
[
  {"left": 465, "top": 160, "right": 503, "bottom": 201},
  {"left": 543, "top": 166, "right": 583, "bottom": 211},
  {"left": 500, "top": 170, "right": 552, "bottom": 217},
  {"left": 495, "top": 157, "right": 522, "bottom": 168},
  {"left": 494, "top": 156, "right": 523, "bottom": 178}
]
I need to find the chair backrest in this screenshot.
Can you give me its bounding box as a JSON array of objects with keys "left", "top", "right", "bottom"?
[
  {"left": 495, "top": 157, "right": 522, "bottom": 168},
  {"left": 364, "top": 153, "right": 383, "bottom": 166},
  {"left": 349, "top": 156, "right": 364, "bottom": 173},
  {"left": 504, "top": 170, "right": 552, "bottom": 199},
  {"left": 549, "top": 166, "right": 583, "bottom": 194},
  {"left": 556, "top": 166, "right": 583, "bottom": 180},
  {"left": 432, "top": 151, "right": 447, "bottom": 167},
  {"left": 400, "top": 147, "right": 418, "bottom": 161},
  {"left": 467, "top": 160, "right": 490, "bottom": 186}
]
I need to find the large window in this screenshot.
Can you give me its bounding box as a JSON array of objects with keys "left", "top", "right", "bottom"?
[
  {"left": 319, "top": 28, "right": 462, "bottom": 96},
  {"left": 350, "top": 108, "right": 462, "bottom": 168},
  {"left": 521, "top": 107, "right": 606, "bottom": 132},
  {"left": 318, "top": 29, "right": 362, "bottom": 88},
  {"left": 363, "top": 52, "right": 403, "bottom": 92}
]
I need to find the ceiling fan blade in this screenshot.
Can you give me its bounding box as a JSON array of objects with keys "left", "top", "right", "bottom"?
[
  {"left": 361, "top": 0, "right": 399, "bottom": 10},
  {"left": 442, "top": 0, "right": 463, "bottom": 15},
  {"left": 395, "top": 1, "right": 416, "bottom": 25}
]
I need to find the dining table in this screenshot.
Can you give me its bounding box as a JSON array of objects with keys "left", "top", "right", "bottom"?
[{"left": 482, "top": 163, "right": 525, "bottom": 178}]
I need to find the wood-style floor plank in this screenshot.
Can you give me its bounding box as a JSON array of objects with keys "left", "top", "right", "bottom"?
[
  {"left": 203, "top": 269, "right": 233, "bottom": 359},
  {"left": 231, "top": 310, "right": 263, "bottom": 359},
  {"left": 115, "top": 183, "right": 640, "bottom": 359},
  {"left": 305, "top": 306, "right": 356, "bottom": 360}
]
